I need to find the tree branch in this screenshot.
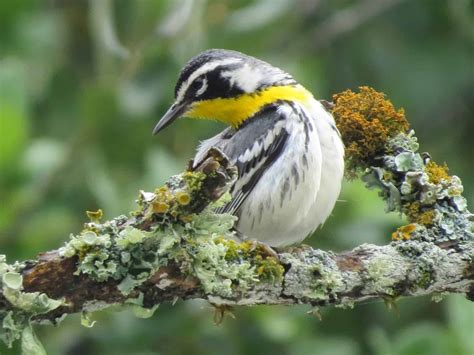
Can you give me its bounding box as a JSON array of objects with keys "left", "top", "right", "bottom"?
[
  {"left": 16, "top": 233, "right": 474, "bottom": 317},
  {"left": 1, "top": 87, "right": 472, "bottom": 350}
]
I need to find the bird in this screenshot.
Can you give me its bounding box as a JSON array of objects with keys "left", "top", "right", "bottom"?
[{"left": 153, "top": 49, "right": 344, "bottom": 247}]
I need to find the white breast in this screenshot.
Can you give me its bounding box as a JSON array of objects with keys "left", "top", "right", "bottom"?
[{"left": 236, "top": 100, "right": 344, "bottom": 247}]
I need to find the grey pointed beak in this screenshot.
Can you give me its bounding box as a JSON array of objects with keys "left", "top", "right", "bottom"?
[{"left": 152, "top": 101, "right": 189, "bottom": 135}]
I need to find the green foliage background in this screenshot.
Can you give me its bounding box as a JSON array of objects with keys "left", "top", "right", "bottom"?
[{"left": 0, "top": 0, "right": 472, "bottom": 354}]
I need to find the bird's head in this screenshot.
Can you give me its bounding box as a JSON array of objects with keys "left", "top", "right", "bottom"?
[{"left": 153, "top": 49, "right": 311, "bottom": 134}]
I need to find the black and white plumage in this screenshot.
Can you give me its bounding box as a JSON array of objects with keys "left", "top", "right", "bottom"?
[{"left": 153, "top": 49, "right": 344, "bottom": 247}]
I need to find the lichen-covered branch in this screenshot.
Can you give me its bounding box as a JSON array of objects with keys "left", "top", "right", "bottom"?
[{"left": 1, "top": 87, "right": 472, "bottom": 351}]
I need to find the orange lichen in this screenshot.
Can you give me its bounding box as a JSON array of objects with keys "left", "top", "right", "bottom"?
[
  {"left": 391, "top": 224, "right": 417, "bottom": 241},
  {"left": 425, "top": 161, "right": 449, "bottom": 185},
  {"left": 403, "top": 202, "right": 436, "bottom": 226},
  {"left": 86, "top": 209, "right": 103, "bottom": 223},
  {"left": 332, "top": 86, "right": 409, "bottom": 176},
  {"left": 152, "top": 201, "right": 170, "bottom": 214},
  {"left": 176, "top": 191, "right": 191, "bottom": 206},
  {"left": 154, "top": 186, "right": 174, "bottom": 202},
  {"left": 418, "top": 210, "right": 436, "bottom": 226},
  {"left": 150, "top": 186, "right": 184, "bottom": 216},
  {"left": 404, "top": 202, "right": 421, "bottom": 221}
]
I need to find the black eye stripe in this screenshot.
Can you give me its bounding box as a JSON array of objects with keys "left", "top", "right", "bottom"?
[
  {"left": 174, "top": 49, "right": 247, "bottom": 97},
  {"left": 180, "top": 64, "right": 245, "bottom": 100},
  {"left": 201, "top": 67, "right": 245, "bottom": 100},
  {"left": 173, "top": 49, "right": 295, "bottom": 100},
  {"left": 176, "top": 62, "right": 243, "bottom": 99}
]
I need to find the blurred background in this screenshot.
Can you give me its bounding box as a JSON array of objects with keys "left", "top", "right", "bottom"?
[{"left": 0, "top": 0, "right": 473, "bottom": 354}]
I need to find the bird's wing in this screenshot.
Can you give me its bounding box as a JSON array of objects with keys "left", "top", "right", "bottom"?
[
  {"left": 217, "top": 128, "right": 289, "bottom": 215},
  {"left": 194, "top": 105, "right": 289, "bottom": 215}
]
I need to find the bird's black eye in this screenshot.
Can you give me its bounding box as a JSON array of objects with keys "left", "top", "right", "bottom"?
[
  {"left": 189, "top": 77, "right": 208, "bottom": 97},
  {"left": 190, "top": 78, "right": 202, "bottom": 93},
  {"left": 190, "top": 78, "right": 203, "bottom": 90}
]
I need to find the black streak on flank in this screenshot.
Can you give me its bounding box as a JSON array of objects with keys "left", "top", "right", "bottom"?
[
  {"left": 302, "top": 154, "right": 308, "bottom": 168},
  {"left": 292, "top": 164, "right": 300, "bottom": 185},
  {"left": 281, "top": 179, "right": 290, "bottom": 207},
  {"left": 239, "top": 129, "right": 289, "bottom": 195},
  {"left": 257, "top": 203, "right": 264, "bottom": 223}
]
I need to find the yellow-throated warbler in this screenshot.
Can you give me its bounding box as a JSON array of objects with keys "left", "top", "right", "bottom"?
[{"left": 153, "top": 49, "right": 344, "bottom": 247}]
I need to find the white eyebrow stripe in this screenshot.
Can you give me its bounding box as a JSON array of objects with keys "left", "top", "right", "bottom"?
[{"left": 176, "top": 58, "right": 243, "bottom": 102}]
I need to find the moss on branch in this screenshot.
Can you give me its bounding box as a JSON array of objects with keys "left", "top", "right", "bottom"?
[{"left": 1, "top": 88, "right": 472, "bottom": 352}]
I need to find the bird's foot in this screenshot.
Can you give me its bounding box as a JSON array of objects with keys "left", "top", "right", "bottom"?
[
  {"left": 281, "top": 244, "right": 313, "bottom": 257},
  {"left": 248, "top": 240, "right": 280, "bottom": 260}
]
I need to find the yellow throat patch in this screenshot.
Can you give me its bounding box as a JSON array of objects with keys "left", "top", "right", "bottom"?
[{"left": 185, "top": 85, "right": 313, "bottom": 128}]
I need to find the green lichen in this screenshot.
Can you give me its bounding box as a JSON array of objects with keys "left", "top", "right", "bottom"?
[
  {"left": 2, "top": 87, "right": 471, "bottom": 350},
  {"left": 281, "top": 250, "right": 343, "bottom": 302},
  {"left": 362, "top": 167, "right": 401, "bottom": 212},
  {"left": 59, "top": 230, "right": 112, "bottom": 259},
  {"left": 53, "top": 175, "right": 281, "bottom": 306},
  {"left": 417, "top": 269, "right": 433, "bottom": 289},
  {"left": 189, "top": 237, "right": 258, "bottom": 297},
  {"left": 394, "top": 151, "right": 424, "bottom": 172},
  {"left": 59, "top": 211, "right": 188, "bottom": 295},
  {"left": 305, "top": 264, "right": 343, "bottom": 301},
  {"left": 169, "top": 210, "right": 285, "bottom": 298},
  {"left": 182, "top": 171, "right": 206, "bottom": 191},
  {"left": 3, "top": 272, "right": 22, "bottom": 290},
  {"left": 186, "top": 210, "right": 237, "bottom": 237},
  {"left": 0, "top": 255, "right": 65, "bottom": 350},
  {"left": 386, "top": 131, "right": 419, "bottom": 152},
  {"left": 80, "top": 312, "right": 96, "bottom": 328},
  {"left": 360, "top": 126, "right": 472, "bottom": 243},
  {"left": 363, "top": 254, "right": 399, "bottom": 295},
  {"left": 115, "top": 227, "right": 153, "bottom": 248},
  {"left": 21, "top": 324, "right": 47, "bottom": 355},
  {"left": 69, "top": 230, "right": 118, "bottom": 282},
  {"left": 126, "top": 293, "right": 159, "bottom": 319},
  {"left": 2, "top": 311, "right": 25, "bottom": 347},
  {"left": 393, "top": 240, "right": 455, "bottom": 294},
  {"left": 379, "top": 123, "right": 469, "bottom": 241},
  {"left": 212, "top": 237, "right": 284, "bottom": 282}
]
